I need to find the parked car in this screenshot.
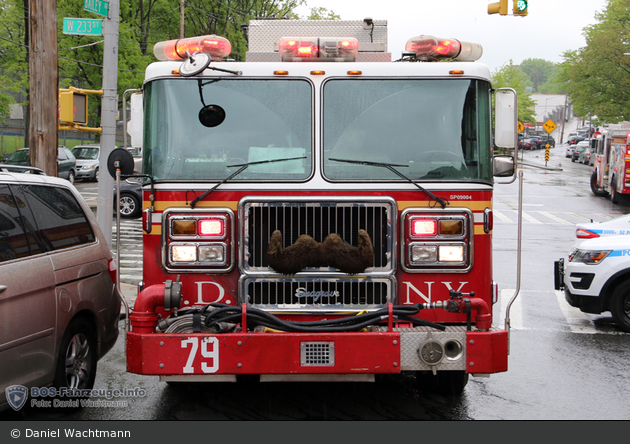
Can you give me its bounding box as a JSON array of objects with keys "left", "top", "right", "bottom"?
[
  {"left": 579, "top": 147, "right": 593, "bottom": 164},
  {"left": 575, "top": 213, "right": 630, "bottom": 239},
  {"left": 0, "top": 164, "right": 45, "bottom": 175},
  {"left": 519, "top": 138, "right": 539, "bottom": 150},
  {"left": 4, "top": 147, "right": 77, "bottom": 183},
  {"left": 71, "top": 144, "right": 101, "bottom": 182},
  {"left": 0, "top": 172, "right": 120, "bottom": 412},
  {"left": 554, "top": 234, "right": 630, "bottom": 333},
  {"left": 566, "top": 145, "right": 576, "bottom": 158},
  {"left": 567, "top": 135, "right": 585, "bottom": 145},
  {"left": 540, "top": 135, "right": 555, "bottom": 148},
  {"left": 572, "top": 141, "right": 588, "bottom": 162},
  {"left": 114, "top": 179, "right": 142, "bottom": 218}
]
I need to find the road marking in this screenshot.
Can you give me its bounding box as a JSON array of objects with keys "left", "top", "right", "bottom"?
[
  {"left": 521, "top": 211, "right": 542, "bottom": 224},
  {"left": 537, "top": 211, "right": 572, "bottom": 225},
  {"left": 566, "top": 212, "right": 593, "bottom": 222},
  {"left": 493, "top": 210, "right": 512, "bottom": 223},
  {"left": 495, "top": 289, "right": 524, "bottom": 330},
  {"left": 554, "top": 290, "right": 599, "bottom": 334}
]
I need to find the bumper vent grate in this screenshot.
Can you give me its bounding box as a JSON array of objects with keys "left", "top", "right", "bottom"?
[{"left": 301, "top": 342, "right": 335, "bottom": 366}]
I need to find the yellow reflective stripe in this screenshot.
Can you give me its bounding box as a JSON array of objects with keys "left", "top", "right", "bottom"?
[{"left": 398, "top": 201, "right": 492, "bottom": 211}]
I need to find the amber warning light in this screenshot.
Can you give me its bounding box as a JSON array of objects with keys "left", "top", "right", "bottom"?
[
  {"left": 153, "top": 35, "right": 232, "bottom": 61},
  {"left": 405, "top": 35, "right": 483, "bottom": 61}
]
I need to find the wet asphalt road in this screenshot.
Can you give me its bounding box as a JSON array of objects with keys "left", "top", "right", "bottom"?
[{"left": 4, "top": 144, "right": 630, "bottom": 421}]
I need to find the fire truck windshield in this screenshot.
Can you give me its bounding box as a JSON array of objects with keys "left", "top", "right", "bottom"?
[
  {"left": 323, "top": 78, "right": 493, "bottom": 182},
  {"left": 144, "top": 78, "right": 312, "bottom": 181}
]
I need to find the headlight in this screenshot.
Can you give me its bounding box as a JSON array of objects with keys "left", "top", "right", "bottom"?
[{"left": 569, "top": 249, "right": 611, "bottom": 264}]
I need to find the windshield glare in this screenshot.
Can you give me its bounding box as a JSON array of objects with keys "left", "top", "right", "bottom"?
[
  {"left": 323, "top": 79, "right": 493, "bottom": 182},
  {"left": 71, "top": 147, "right": 99, "bottom": 160},
  {"left": 144, "top": 79, "right": 312, "bottom": 181}
]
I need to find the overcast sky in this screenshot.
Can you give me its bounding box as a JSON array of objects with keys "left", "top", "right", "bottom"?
[{"left": 294, "top": 0, "right": 609, "bottom": 72}]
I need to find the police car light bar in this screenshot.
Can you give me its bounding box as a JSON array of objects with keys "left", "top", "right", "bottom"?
[
  {"left": 153, "top": 35, "right": 232, "bottom": 61},
  {"left": 405, "top": 35, "right": 483, "bottom": 61},
  {"left": 278, "top": 37, "right": 359, "bottom": 62}
]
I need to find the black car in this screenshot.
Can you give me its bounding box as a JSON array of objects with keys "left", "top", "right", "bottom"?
[
  {"left": 4, "top": 147, "right": 77, "bottom": 183},
  {"left": 113, "top": 179, "right": 142, "bottom": 218},
  {"left": 540, "top": 135, "right": 555, "bottom": 148},
  {"left": 567, "top": 135, "right": 585, "bottom": 145}
]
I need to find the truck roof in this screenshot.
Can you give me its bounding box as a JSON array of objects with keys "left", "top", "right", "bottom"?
[{"left": 144, "top": 60, "right": 493, "bottom": 83}]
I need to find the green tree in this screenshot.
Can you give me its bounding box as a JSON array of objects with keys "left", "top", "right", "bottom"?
[
  {"left": 560, "top": 0, "right": 630, "bottom": 123},
  {"left": 0, "top": 0, "right": 27, "bottom": 126},
  {"left": 518, "top": 58, "right": 555, "bottom": 93},
  {"left": 492, "top": 60, "right": 537, "bottom": 124},
  {"left": 306, "top": 7, "right": 340, "bottom": 20}
]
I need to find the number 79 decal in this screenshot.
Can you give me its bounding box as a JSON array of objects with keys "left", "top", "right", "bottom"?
[{"left": 182, "top": 337, "right": 219, "bottom": 373}]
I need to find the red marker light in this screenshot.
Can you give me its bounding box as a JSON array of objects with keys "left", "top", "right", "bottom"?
[
  {"left": 411, "top": 219, "right": 437, "bottom": 236},
  {"left": 576, "top": 228, "right": 599, "bottom": 239},
  {"left": 199, "top": 219, "right": 225, "bottom": 236}
]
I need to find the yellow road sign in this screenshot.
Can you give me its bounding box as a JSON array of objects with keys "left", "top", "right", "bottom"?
[
  {"left": 543, "top": 119, "right": 557, "bottom": 134},
  {"left": 517, "top": 121, "right": 524, "bottom": 133}
]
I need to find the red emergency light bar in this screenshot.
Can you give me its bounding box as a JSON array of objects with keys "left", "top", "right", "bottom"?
[
  {"left": 405, "top": 35, "right": 483, "bottom": 61},
  {"left": 278, "top": 37, "right": 359, "bottom": 62},
  {"left": 153, "top": 35, "right": 232, "bottom": 61}
]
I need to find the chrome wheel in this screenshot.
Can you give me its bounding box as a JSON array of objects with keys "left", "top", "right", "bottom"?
[
  {"left": 119, "top": 194, "right": 140, "bottom": 218},
  {"left": 64, "top": 332, "right": 93, "bottom": 389}
]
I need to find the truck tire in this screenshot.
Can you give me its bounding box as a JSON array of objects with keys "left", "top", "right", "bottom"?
[
  {"left": 414, "top": 371, "right": 469, "bottom": 396},
  {"left": 611, "top": 180, "right": 619, "bottom": 204},
  {"left": 610, "top": 281, "right": 630, "bottom": 333},
  {"left": 590, "top": 171, "right": 607, "bottom": 197}
]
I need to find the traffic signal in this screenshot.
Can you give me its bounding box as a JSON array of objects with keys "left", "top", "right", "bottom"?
[
  {"left": 513, "top": 0, "right": 528, "bottom": 16},
  {"left": 488, "top": 0, "right": 508, "bottom": 15},
  {"left": 59, "top": 90, "right": 88, "bottom": 125}
]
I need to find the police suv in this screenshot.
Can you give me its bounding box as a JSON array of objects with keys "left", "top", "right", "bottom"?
[{"left": 555, "top": 235, "right": 630, "bottom": 333}]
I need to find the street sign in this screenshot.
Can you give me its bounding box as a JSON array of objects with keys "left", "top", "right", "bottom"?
[
  {"left": 517, "top": 121, "right": 524, "bottom": 133},
  {"left": 63, "top": 18, "right": 103, "bottom": 36},
  {"left": 543, "top": 119, "right": 557, "bottom": 134},
  {"left": 84, "top": 0, "right": 109, "bottom": 18}
]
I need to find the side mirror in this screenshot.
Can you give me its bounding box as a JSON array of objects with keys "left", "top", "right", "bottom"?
[
  {"left": 493, "top": 155, "right": 515, "bottom": 177},
  {"left": 494, "top": 88, "right": 517, "bottom": 149}
]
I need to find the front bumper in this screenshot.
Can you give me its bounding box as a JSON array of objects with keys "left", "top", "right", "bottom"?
[{"left": 126, "top": 327, "right": 508, "bottom": 379}]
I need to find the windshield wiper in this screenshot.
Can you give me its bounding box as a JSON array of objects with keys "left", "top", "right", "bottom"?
[
  {"left": 189, "top": 156, "right": 307, "bottom": 208},
  {"left": 328, "top": 157, "right": 449, "bottom": 209}
]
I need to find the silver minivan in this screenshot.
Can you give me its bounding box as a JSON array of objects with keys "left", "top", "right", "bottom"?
[{"left": 0, "top": 172, "right": 120, "bottom": 411}]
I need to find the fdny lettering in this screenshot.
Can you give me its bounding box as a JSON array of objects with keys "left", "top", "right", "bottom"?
[
  {"left": 402, "top": 281, "right": 468, "bottom": 304},
  {"left": 192, "top": 281, "right": 226, "bottom": 305}
]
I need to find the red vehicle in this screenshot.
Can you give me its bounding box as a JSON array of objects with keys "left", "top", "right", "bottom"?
[
  {"left": 590, "top": 125, "right": 630, "bottom": 203},
  {"left": 119, "top": 20, "right": 522, "bottom": 395}
]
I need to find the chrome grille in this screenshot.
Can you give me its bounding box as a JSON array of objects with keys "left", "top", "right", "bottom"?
[
  {"left": 241, "top": 197, "right": 395, "bottom": 272},
  {"left": 242, "top": 277, "right": 392, "bottom": 311},
  {"left": 239, "top": 197, "right": 396, "bottom": 312}
]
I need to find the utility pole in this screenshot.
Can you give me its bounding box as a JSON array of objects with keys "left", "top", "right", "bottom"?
[
  {"left": 180, "top": 0, "right": 185, "bottom": 38},
  {"left": 28, "top": 0, "right": 57, "bottom": 176},
  {"left": 96, "top": 0, "right": 120, "bottom": 247}
]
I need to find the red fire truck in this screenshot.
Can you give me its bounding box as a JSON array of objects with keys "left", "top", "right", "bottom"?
[
  {"left": 117, "top": 19, "right": 521, "bottom": 395},
  {"left": 590, "top": 124, "right": 630, "bottom": 204}
]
